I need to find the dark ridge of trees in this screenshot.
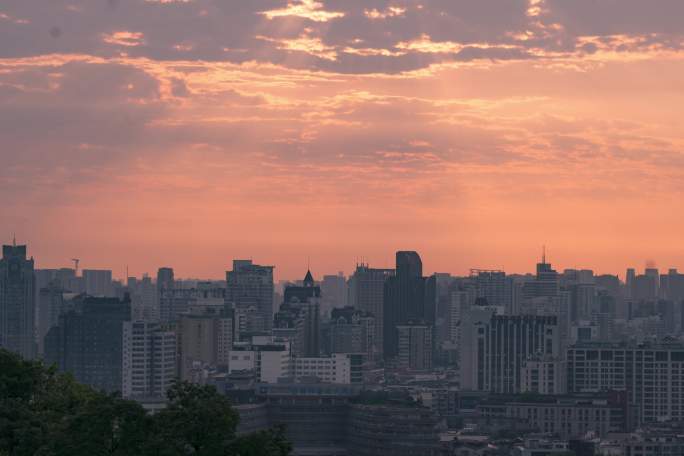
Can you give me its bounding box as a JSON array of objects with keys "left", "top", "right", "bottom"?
[{"left": 0, "top": 349, "right": 291, "bottom": 456}]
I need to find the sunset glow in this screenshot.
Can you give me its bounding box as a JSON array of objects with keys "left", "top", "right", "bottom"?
[{"left": 2, "top": 0, "right": 684, "bottom": 279}]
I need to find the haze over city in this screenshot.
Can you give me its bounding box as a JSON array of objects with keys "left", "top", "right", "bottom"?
[{"left": 2, "top": 0, "right": 684, "bottom": 279}]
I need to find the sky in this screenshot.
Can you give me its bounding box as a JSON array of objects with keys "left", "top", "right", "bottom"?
[{"left": 1, "top": 0, "right": 684, "bottom": 280}]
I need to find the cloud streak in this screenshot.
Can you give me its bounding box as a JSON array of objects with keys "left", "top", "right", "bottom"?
[{"left": 1, "top": 0, "right": 684, "bottom": 277}]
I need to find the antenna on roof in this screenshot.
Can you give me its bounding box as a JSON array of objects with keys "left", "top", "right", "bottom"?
[
  {"left": 542, "top": 245, "right": 546, "bottom": 264},
  {"left": 12, "top": 233, "right": 16, "bottom": 247}
]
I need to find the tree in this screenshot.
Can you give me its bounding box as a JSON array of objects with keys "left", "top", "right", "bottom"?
[
  {"left": 0, "top": 350, "right": 292, "bottom": 456},
  {"left": 149, "top": 381, "right": 240, "bottom": 455}
]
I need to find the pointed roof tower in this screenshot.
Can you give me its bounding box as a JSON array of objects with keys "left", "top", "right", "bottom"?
[{"left": 303, "top": 269, "right": 314, "bottom": 287}]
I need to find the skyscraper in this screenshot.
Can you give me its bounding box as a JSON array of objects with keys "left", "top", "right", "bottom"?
[
  {"left": 44, "top": 295, "right": 131, "bottom": 392},
  {"left": 156, "top": 267, "right": 175, "bottom": 291},
  {"left": 0, "top": 242, "right": 36, "bottom": 359},
  {"left": 226, "top": 260, "right": 274, "bottom": 332},
  {"left": 383, "top": 251, "right": 433, "bottom": 361},
  {"left": 460, "top": 313, "right": 560, "bottom": 393},
  {"left": 122, "top": 321, "right": 177, "bottom": 400},
  {"left": 347, "top": 264, "right": 394, "bottom": 359}
]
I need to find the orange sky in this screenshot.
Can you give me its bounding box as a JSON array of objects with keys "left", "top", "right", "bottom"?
[{"left": 1, "top": 1, "right": 684, "bottom": 280}]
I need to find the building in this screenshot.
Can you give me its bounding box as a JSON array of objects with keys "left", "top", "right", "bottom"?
[
  {"left": 567, "top": 341, "right": 684, "bottom": 423},
  {"left": 226, "top": 260, "right": 274, "bottom": 333},
  {"left": 122, "top": 321, "right": 176, "bottom": 400},
  {"left": 82, "top": 269, "right": 114, "bottom": 297},
  {"left": 523, "top": 255, "right": 560, "bottom": 299},
  {"left": 321, "top": 273, "right": 347, "bottom": 319},
  {"left": 293, "top": 353, "right": 361, "bottom": 384},
  {"left": 44, "top": 295, "right": 131, "bottom": 392},
  {"left": 129, "top": 274, "right": 157, "bottom": 321},
  {"left": 460, "top": 313, "right": 560, "bottom": 393},
  {"left": 257, "top": 382, "right": 361, "bottom": 455},
  {"left": 347, "top": 264, "right": 394, "bottom": 359},
  {"left": 599, "top": 432, "right": 684, "bottom": 456},
  {"left": 178, "top": 306, "right": 234, "bottom": 381},
  {"left": 0, "top": 243, "right": 36, "bottom": 359},
  {"left": 520, "top": 355, "right": 566, "bottom": 395},
  {"left": 36, "top": 283, "right": 69, "bottom": 357},
  {"left": 328, "top": 306, "right": 375, "bottom": 361},
  {"left": 397, "top": 324, "right": 433, "bottom": 370},
  {"left": 274, "top": 270, "right": 321, "bottom": 357},
  {"left": 156, "top": 267, "right": 175, "bottom": 291},
  {"left": 473, "top": 269, "right": 509, "bottom": 309},
  {"left": 476, "top": 392, "right": 630, "bottom": 439},
  {"left": 252, "top": 383, "right": 441, "bottom": 456},
  {"left": 228, "top": 337, "right": 294, "bottom": 383},
  {"left": 159, "top": 284, "right": 226, "bottom": 323},
  {"left": 347, "top": 400, "right": 442, "bottom": 456},
  {"left": 383, "top": 251, "right": 435, "bottom": 361}
]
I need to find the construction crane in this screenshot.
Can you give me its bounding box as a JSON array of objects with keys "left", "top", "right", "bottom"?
[{"left": 71, "top": 258, "right": 80, "bottom": 275}]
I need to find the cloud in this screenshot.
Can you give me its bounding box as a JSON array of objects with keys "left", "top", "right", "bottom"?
[
  {"left": 261, "top": 0, "right": 344, "bottom": 22},
  {"left": 102, "top": 31, "right": 145, "bottom": 47},
  {"left": 1, "top": 0, "right": 684, "bottom": 276}
]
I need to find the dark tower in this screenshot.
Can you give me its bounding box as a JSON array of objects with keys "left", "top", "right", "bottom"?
[
  {"left": 383, "top": 251, "right": 432, "bottom": 361},
  {"left": 0, "top": 241, "right": 36, "bottom": 359}
]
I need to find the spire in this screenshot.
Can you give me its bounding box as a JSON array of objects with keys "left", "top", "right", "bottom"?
[
  {"left": 12, "top": 233, "right": 16, "bottom": 247},
  {"left": 303, "top": 269, "right": 314, "bottom": 287},
  {"left": 542, "top": 244, "right": 546, "bottom": 264}
]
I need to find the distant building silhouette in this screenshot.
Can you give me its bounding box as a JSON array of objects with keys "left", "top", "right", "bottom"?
[
  {"left": 82, "top": 269, "right": 114, "bottom": 297},
  {"left": 0, "top": 242, "right": 36, "bottom": 359},
  {"left": 274, "top": 270, "right": 321, "bottom": 357},
  {"left": 348, "top": 264, "right": 394, "bottom": 360},
  {"left": 226, "top": 260, "right": 274, "bottom": 333},
  {"left": 382, "top": 251, "right": 435, "bottom": 361},
  {"left": 44, "top": 294, "right": 131, "bottom": 392}
]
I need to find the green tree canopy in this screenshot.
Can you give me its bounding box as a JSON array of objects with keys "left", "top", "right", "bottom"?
[{"left": 0, "top": 349, "right": 291, "bottom": 456}]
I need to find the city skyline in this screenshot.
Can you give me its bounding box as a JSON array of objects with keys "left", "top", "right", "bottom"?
[{"left": 7, "top": 235, "right": 684, "bottom": 281}]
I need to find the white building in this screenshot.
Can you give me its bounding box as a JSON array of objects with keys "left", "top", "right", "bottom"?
[
  {"left": 122, "top": 321, "right": 177, "bottom": 400},
  {"left": 228, "top": 336, "right": 293, "bottom": 383},
  {"left": 294, "top": 353, "right": 353, "bottom": 384}
]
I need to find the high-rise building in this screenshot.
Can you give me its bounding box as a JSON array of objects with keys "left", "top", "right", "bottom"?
[
  {"left": 321, "top": 273, "right": 347, "bottom": 319},
  {"left": 274, "top": 270, "right": 321, "bottom": 357},
  {"left": 523, "top": 256, "right": 560, "bottom": 299},
  {"left": 156, "top": 267, "right": 175, "bottom": 291},
  {"left": 626, "top": 268, "right": 636, "bottom": 298},
  {"left": 383, "top": 251, "right": 433, "bottom": 361},
  {"left": 347, "top": 264, "right": 394, "bottom": 359},
  {"left": 36, "top": 282, "right": 67, "bottom": 357},
  {"left": 82, "top": 269, "right": 114, "bottom": 297},
  {"left": 122, "top": 321, "right": 176, "bottom": 400},
  {"left": 159, "top": 284, "right": 226, "bottom": 323},
  {"left": 396, "top": 324, "right": 433, "bottom": 370},
  {"left": 178, "top": 306, "right": 234, "bottom": 381},
  {"left": 329, "top": 306, "right": 375, "bottom": 361},
  {"left": 567, "top": 341, "right": 684, "bottom": 424},
  {"left": 0, "top": 243, "right": 36, "bottom": 359},
  {"left": 632, "top": 274, "right": 658, "bottom": 301},
  {"left": 460, "top": 313, "right": 560, "bottom": 393},
  {"left": 44, "top": 295, "right": 131, "bottom": 392},
  {"left": 129, "top": 274, "right": 157, "bottom": 321},
  {"left": 473, "top": 269, "right": 509, "bottom": 308},
  {"left": 226, "top": 260, "right": 274, "bottom": 333}
]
